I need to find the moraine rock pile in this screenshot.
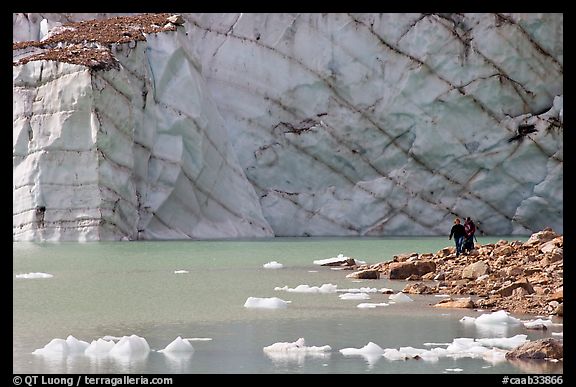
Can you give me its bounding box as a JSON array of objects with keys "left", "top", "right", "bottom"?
[{"left": 345, "top": 228, "right": 563, "bottom": 316}]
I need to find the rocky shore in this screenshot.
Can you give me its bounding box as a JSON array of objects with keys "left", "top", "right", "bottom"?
[{"left": 340, "top": 228, "right": 563, "bottom": 317}]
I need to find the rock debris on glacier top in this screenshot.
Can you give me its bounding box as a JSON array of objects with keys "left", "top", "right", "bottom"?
[{"left": 13, "top": 13, "right": 180, "bottom": 69}]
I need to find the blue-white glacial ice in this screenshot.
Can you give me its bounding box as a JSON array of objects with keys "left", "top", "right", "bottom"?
[{"left": 13, "top": 13, "right": 563, "bottom": 240}]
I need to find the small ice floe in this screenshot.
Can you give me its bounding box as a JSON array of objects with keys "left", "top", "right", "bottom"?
[
  {"left": 274, "top": 284, "right": 337, "bottom": 293},
  {"left": 307, "top": 270, "right": 318, "bottom": 273},
  {"left": 244, "top": 297, "right": 289, "bottom": 309},
  {"left": 313, "top": 253, "right": 365, "bottom": 266},
  {"left": 357, "top": 302, "right": 389, "bottom": 308},
  {"left": 339, "top": 292, "right": 370, "bottom": 300},
  {"left": 552, "top": 332, "right": 563, "bottom": 337},
  {"left": 434, "top": 294, "right": 451, "bottom": 298},
  {"left": 263, "top": 338, "right": 331, "bottom": 364},
  {"left": 109, "top": 335, "right": 150, "bottom": 357},
  {"left": 263, "top": 261, "right": 284, "bottom": 269},
  {"left": 388, "top": 292, "right": 413, "bottom": 303},
  {"left": 173, "top": 270, "right": 189, "bottom": 274},
  {"left": 522, "top": 318, "right": 553, "bottom": 330},
  {"left": 339, "top": 342, "right": 384, "bottom": 367},
  {"left": 263, "top": 338, "right": 331, "bottom": 353},
  {"left": 445, "top": 368, "right": 463, "bottom": 372},
  {"left": 474, "top": 310, "right": 522, "bottom": 326},
  {"left": 459, "top": 310, "right": 521, "bottom": 335},
  {"left": 157, "top": 337, "right": 194, "bottom": 353},
  {"left": 476, "top": 334, "right": 528, "bottom": 350},
  {"left": 482, "top": 348, "right": 508, "bottom": 364},
  {"left": 15, "top": 272, "right": 53, "bottom": 279},
  {"left": 32, "top": 335, "right": 89, "bottom": 356},
  {"left": 423, "top": 342, "right": 451, "bottom": 346}
]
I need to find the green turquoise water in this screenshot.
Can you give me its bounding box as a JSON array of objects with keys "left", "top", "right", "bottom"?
[{"left": 13, "top": 237, "right": 563, "bottom": 374}]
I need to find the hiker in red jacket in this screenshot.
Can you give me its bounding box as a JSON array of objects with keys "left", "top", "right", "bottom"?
[{"left": 463, "top": 217, "right": 476, "bottom": 254}]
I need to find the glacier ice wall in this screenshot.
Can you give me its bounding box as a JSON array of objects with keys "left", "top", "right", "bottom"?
[
  {"left": 181, "top": 13, "right": 563, "bottom": 236},
  {"left": 13, "top": 13, "right": 563, "bottom": 239},
  {"left": 13, "top": 27, "right": 273, "bottom": 241}
]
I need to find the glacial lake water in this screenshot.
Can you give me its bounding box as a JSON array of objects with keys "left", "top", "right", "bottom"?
[{"left": 13, "top": 237, "right": 563, "bottom": 374}]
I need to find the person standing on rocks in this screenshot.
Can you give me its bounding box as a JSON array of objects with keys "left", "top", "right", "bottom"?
[
  {"left": 449, "top": 218, "right": 466, "bottom": 257},
  {"left": 463, "top": 217, "right": 476, "bottom": 254}
]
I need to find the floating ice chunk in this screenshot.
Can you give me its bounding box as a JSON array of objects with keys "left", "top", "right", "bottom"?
[
  {"left": 445, "top": 338, "right": 488, "bottom": 358},
  {"left": 459, "top": 316, "right": 476, "bottom": 324},
  {"left": 32, "top": 335, "right": 89, "bottom": 356},
  {"left": 313, "top": 253, "right": 364, "bottom": 266},
  {"left": 158, "top": 337, "right": 194, "bottom": 353},
  {"left": 15, "top": 272, "right": 53, "bottom": 279},
  {"left": 340, "top": 342, "right": 385, "bottom": 366},
  {"left": 174, "top": 270, "right": 189, "bottom": 274},
  {"left": 263, "top": 261, "right": 284, "bottom": 269},
  {"left": 445, "top": 368, "right": 463, "bottom": 372},
  {"left": 313, "top": 254, "right": 348, "bottom": 265},
  {"left": 109, "top": 335, "right": 150, "bottom": 357},
  {"left": 244, "top": 297, "right": 289, "bottom": 309},
  {"left": 274, "top": 284, "right": 337, "bottom": 293},
  {"left": 482, "top": 348, "right": 508, "bottom": 364},
  {"left": 434, "top": 294, "right": 451, "bottom": 298},
  {"left": 357, "top": 302, "right": 389, "bottom": 308},
  {"left": 476, "top": 334, "right": 528, "bottom": 350},
  {"left": 339, "top": 292, "right": 370, "bottom": 300},
  {"left": 32, "top": 338, "right": 69, "bottom": 356},
  {"left": 85, "top": 338, "right": 115, "bottom": 356},
  {"left": 388, "top": 292, "right": 413, "bottom": 302},
  {"left": 552, "top": 332, "right": 563, "bottom": 337},
  {"left": 263, "top": 338, "right": 331, "bottom": 353},
  {"left": 340, "top": 342, "right": 385, "bottom": 356},
  {"left": 522, "top": 318, "right": 553, "bottom": 329},
  {"left": 474, "top": 310, "right": 522, "bottom": 326}
]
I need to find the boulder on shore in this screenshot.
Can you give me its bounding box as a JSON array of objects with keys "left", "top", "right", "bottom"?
[{"left": 505, "top": 338, "right": 563, "bottom": 360}]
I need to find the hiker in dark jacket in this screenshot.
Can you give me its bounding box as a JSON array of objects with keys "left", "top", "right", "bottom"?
[{"left": 449, "top": 217, "right": 466, "bottom": 257}]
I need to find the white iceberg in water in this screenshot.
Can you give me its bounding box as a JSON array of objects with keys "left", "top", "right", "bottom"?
[
  {"left": 274, "top": 284, "right": 337, "bottom": 293},
  {"left": 340, "top": 342, "right": 385, "bottom": 356},
  {"left": 15, "top": 272, "right": 53, "bottom": 279},
  {"left": 476, "top": 334, "right": 528, "bottom": 350},
  {"left": 263, "top": 338, "right": 331, "bottom": 364},
  {"left": 263, "top": 338, "right": 331, "bottom": 353},
  {"left": 340, "top": 342, "right": 385, "bottom": 366},
  {"left": 174, "top": 270, "right": 189, "bottom": 274},
  {"left": 158, "top": 336, "right": 194, "bottom": 353},
  {"left": 522, "top": 318, "right": 554, "bottom": 329},
  {"left": 109, "top": 335, "right": 150, "bottom": 357},
  {"left": 244, "top": 296, "right": 289, "bottom": 309},
  {"left": 313, "top": 253, "right": 365, "bottom": 266},
  {"left": 32, "top": 335, "right": 89, "bottom": 356},
  {"left": 388, "top": 292, "right": 413, "bottom": 303},
  {"left": 263, "top": 261, "right": 284, "bottom": 269},
  {"left": 339, "top": 292, "right": 370, "bottom": 300},
  {"left": 475, "top": 310, "right": 522, "bottom": 325}
]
